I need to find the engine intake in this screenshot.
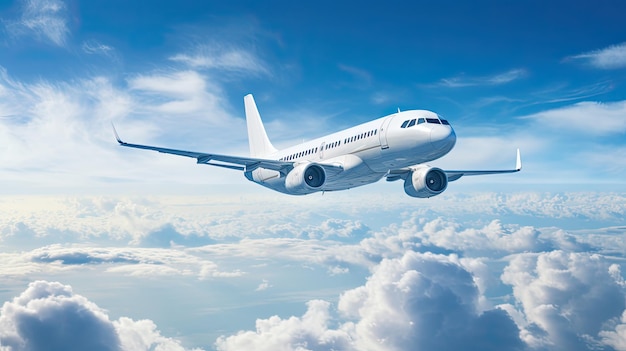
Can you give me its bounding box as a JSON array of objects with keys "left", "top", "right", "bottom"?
[
  {"left": 285, "top": 163, "right": 326, "bottom": 194},
  {"left": 404, "top": 166, "right": 448, "bottom": 198}
]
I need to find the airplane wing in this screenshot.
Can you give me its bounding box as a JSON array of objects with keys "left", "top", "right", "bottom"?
[
  {"left": 385, "top": 149, "right": 521, "bottom": 182},
  {"left": 444, "top": 148, "right": 522, "bottom": 181},
  {"left": 112, "top": 125, "right": 293, "bottom": 174}
]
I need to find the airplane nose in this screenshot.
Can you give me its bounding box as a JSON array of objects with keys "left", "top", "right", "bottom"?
[{"left": 430, "top": 125, "right": 456, "bottom": 153}]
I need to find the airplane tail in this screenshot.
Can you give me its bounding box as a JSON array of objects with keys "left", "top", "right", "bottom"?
[{"left": 244, "top": 94, "right": 277, "bottom": 157}]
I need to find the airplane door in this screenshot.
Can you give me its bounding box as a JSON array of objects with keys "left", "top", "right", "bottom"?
[
  {"left": 379, "top": 115, "right": 394, "bottom": 149},
  {"left": 319, "top": 142, "right": 325, "bottom": 159}
]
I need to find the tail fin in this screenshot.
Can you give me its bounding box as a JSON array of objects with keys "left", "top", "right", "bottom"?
[{"left": 244, "top": 94, "right": 277, "bottom": 157}]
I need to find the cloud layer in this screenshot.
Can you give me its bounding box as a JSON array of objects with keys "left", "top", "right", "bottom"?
[{"left": 2, "top": 192, "right": 625, "bottom": 350}]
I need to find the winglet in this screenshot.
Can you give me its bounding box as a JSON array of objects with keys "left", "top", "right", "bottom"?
[
  {"left": 111, "top": 122, "right": 124, "bottom": 144},
  {"left": 515, "top": 148, "right": 522, "bottom": 171}
]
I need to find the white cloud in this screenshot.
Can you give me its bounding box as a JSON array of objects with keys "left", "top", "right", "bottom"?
[
  {"left": 215, "top": 300, "right": 353, "bottom": 351},
  {"left": 255, "top": 279, "right": 272, "bottom": 291},
  {"left": 600, "top": 310, "right": 626, "bottom": 350},
  {"left": 127, "top": 70, "right": 226, "bottom": 116},
  {"left": 0, "top": 245, "right": 242, "bottom": 280},
  {"left": 170, "top": 46, "right": 269, "bottom": 76},
  {"left": 217, "top": 252, "right": 524, "bottom": 351},
  {"left": 501, "top": 251, "right": 626, "bottom": 350},
  {"left": 437, "top": 68, "right": 526, "bottom": 88},
  {"left": 5, "top": 0, "right": 69, "bottom": 46},
  {"left": 520, "top": 100, "right": 626, "bottom": 135},
  {"left": 1, "top": 192, "right": 625, "bottom": 350},
  {"left": 568, "top": 42, "right": 626, "bottom": 69},
  {"left": 82, "top": 40, "right": 116, "bottom": 60},
  {"left": 0, "top": 67, "right": 246, "bottom": 189},
  {"left": 0, "top": 280, "right": 202, "bottom": 351}
]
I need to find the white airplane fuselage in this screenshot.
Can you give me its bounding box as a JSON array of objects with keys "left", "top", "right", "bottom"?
[{"left": 246, "top": 110, "right": 456, "bottom": 194}]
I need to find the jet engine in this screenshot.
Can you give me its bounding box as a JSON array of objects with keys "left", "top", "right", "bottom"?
[
  {"left": 403, "top": 166, "right": 448, "bottom": 198},
  {"left": 285, "top": 163, "right": 326, "bottom": 194}
]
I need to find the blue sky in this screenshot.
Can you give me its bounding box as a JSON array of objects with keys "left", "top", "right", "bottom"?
[
  {"left": 0, "top": 0, "right": 625, "bottom": 190},
  {"left": 1, "top": 1, "right": 626, "bottom": 351}
]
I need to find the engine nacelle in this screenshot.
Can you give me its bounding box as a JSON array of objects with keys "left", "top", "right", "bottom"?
[
  {"left": 285, "top": 163, "right": 326, "bottom": 194},
  {"left": 403, "top": 166, "right": 448, "bottom": 198}
]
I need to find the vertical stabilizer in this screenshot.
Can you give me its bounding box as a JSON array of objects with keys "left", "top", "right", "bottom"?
[{"left": 244, "top": 94, "right": 277, "bottom": 157}]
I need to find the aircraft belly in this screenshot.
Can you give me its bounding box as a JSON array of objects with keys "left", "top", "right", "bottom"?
[{"left": 322, "top": 160, "right": 384, "bottom": 191}]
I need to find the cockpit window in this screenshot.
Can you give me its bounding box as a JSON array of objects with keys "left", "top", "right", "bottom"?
[{"left": 401, "top": 117, "right": 449, "bottom": 128}]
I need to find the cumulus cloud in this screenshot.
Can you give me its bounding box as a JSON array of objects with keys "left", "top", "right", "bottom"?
[
  {"left": 567, "top": 42, "right": 626, "bottom": 69},
  {"left": 0, "top": 280, "right": 201, "bottom": 351},
  {"left": 501, "top": 251, "right": 626, "bottom": 350},
  {"left": 600, "top": 310, "right": 626, "bottom": 350},
  {"left": 216, "top": 252, "right": 524, "bottom": 351},
  {"left": 1, "top": 193, "right": 626, "bottom": 350},
  {"left": 4, "top": 0, "right": 69, "bottom": 46}
]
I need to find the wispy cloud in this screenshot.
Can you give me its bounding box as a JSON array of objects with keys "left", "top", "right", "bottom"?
[
  {"left": 338, "top": 64, "right": 373, "bottom": 85},
  {"left": 0, "top": 67, "right": 248, "bottom": 188},
  {"left": 566, "top": 42, "right": 626, "bottom": 69},
  {"left": 170, "top": 45, "right": 270, "bottom": 76},
  {"left": 4, "top": 0, "right": 70, "bottom": 46},
  {"left": 437, "top": 68, "right": 527, "bottom": 88},
  {"left": 82, "top": 39, "right": 117, "bottom": 60},
  {"left": 520, "top": 100, "right": 626, "bottom": 136}
]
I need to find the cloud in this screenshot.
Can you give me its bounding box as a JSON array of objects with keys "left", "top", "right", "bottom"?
[
  {"left": 0, "top": 280, "right": 201, "bottom": 351},
  {"left": 0, "top": 67, "right": 246, "bottom": 188},
  {"left": 501, "top": 251, "right": 626, "bottom": 350},
  {"left": 216, "top": 252, "right": 524, "bottom": 351},
  {"left": 170, "top": 45, "right": 269, "bottom": 76},
  {"left": 567, "top": 42, "right": 626, "bottom": 69},
  {"left": 255, "top": 279, "right": 272, "bottom": 291},
  {"left": 1, "top": 192, "right": 626, "bottom": 350},
  {"left": 437, "top": 68, "right": 526, "bottom": 88},
  {"left": 82, "top": 40, "right": 117, "bottom": 60},
  {"left": 520, "top": 100, "right": 626, "bottom": 136},
  {"left": 600, "top": 310, "right": 626, "bottom": 350},
  {"left": 4, "top": 0, "right": 70, "bottom": 46},
  {"left": 338, "top": 64, "right": 373, "bottom": 85},
  {"left": 0, "top": 244, "right": 242, "bottom": 279}
]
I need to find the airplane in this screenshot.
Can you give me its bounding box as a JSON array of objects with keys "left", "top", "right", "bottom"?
[{"left": 113, "top": 94, "right": 521, "bottom": 197}]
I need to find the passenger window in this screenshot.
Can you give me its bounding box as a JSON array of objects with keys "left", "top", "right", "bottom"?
[
  {"left": 407, "top": 119, "right": 416, "bottom": 128},
  {"left": 417, "top": 118, "right": 425, "bottom": 124},
  {"left": 401, "top": 120, "right": 409, "bottom": 128}
]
